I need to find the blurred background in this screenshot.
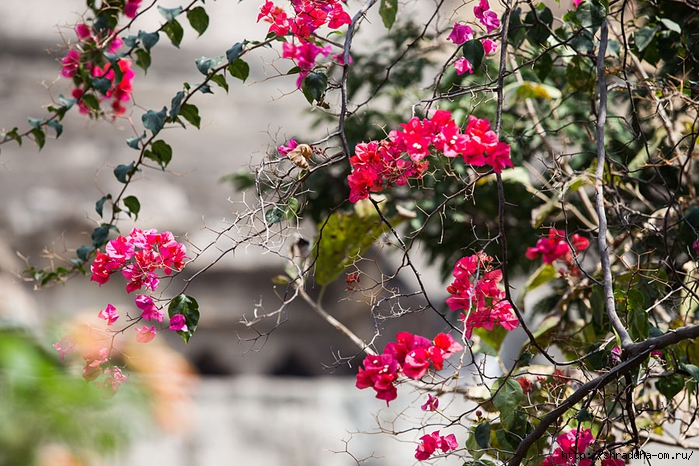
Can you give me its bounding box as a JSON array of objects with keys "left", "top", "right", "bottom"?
[{"left": 0, "top": 1, "right": 457, "bottom": 464}]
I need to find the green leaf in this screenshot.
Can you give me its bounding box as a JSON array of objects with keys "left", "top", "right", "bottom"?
[
  {"left": 122, "top": 195, "right": 141, "bottom": 220},
  {"left": 178, "top": 103, "right": 201, "bottom": 128},
  {"left": 47, "top": 120, "right": 63, "bottom": 138},
  {"left": 462, "top": 39, "right": 485, "bottom": 71},
  {"left": 210, "top": 73, "right": 229, "bottom": 93},
  {"left": 144, "top": 139, "right": 173, "bottom": 169},
  {"left": 519, "top": 352, "right": 533, "bottom": 366},
  {"left": 576, "top": 408, "right": 592, "bottom": 422},
  {"left": 490, "top": 378, "right": 524, "bottom": 428},
  {"left": 681, "top": 364, "right": 699, "bottom": 383},
  {"left": 627, "top": 289, "right": 649, "bottom": 341},
  {"left": 535, "top": 52, "right": 553, "bottom": 81},
  {"left": 92, "top": 77, "right": 112, "bottom": 95},
  {"left": 474, "top": 422, "right": 490, "bottom": 448},
  {"left": 126, "top": 132, "right": 146, "bottom": 150},
  {"left": 525, "top": 6, "right": 553, "bottom": 46},
  {"left": 379, "top": 0, "right": 398, "bottom": 29},
  {"left": 138, "top": 30, "right": 160, "bottom": 51},
  {"left": 142, "top": 107, "right": 168, "bottom": 135},
  {"left": 28, "top": 116, "right": 44, "bottom": 129},
  {"left": 520, "top": 264, "right": 557, "bottom": 297},
  {"left": 170, "top": 91, "right": 186, "bottom": 120},
  {"left": 656, "top": 373, "right": 685, "bottom": 401},
  {"left": 168, "top": 294, "right": 200, "bottom": 344},
  {"left": 227, "top": 59, "right": 250, "bottom": 82},
  {"left": 158, "top": 6, "right": 183, "bottom": 22},
  {"left": 81, "top": 93, "right": 101, "bottom": 112},
  {"left": 187, "top": 7, "right": 209, "bottom": 36},
  {"left": 91, "top": 224, "right": 111, "bottom": 247},
  {"left": 226, "top": 42, "right": 244, "bottom": 64},
  {"left": 633, "top": 26, "right": 659, "bottom": 53},
  {"left": 162, "top": 20, "right": 184, "bottom": 48},
  {"left": 135, "top": 48, "right": 151, "bottom": 72},
  {"left": 114, "top": 162, "right": 137, "bottom": 183},
  {"left": 31, "top": 128, "right": 45, "bottom": 149},
  {"left": 659, "top": 18, "right": 681, "bottom": 34},
  {"left": 576, "top": 0, "right": 607, "bottom": 32},
  {"left": 473, "top": 325, "right": 508, "bottom": 353},
  {"left": 76, "top": 245, "right": 93, "bottom": 262},
  {"left": 195, "top": 56, "right": 222, "bottom": 75},
  {"left": 314, "top": 202, "right": 392, "bottom": 286},
  {"left": 95, "top": 194, "right": 111, "bottom": 217},
  {"left": 302, "top": 72, "right": 328, "bottom": 104}
]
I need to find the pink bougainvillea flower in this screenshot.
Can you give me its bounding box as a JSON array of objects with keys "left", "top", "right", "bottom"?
[
  {"left": 447, "top": 23, "right": 474, "bottom": 45},
  {"left": 525, "top": 228, "right": 589, "bottom": 273},
  {"left": 82, "top": 347, "right": 109, "bottom": 382},
  {"left": 454, "top": 57, "right": 474, "bottom": 75},
  {"left": 482, "top": 38, "right": 498, "bottom": 55},
  {"left": 572, "top": 0, "right": 584, "bottom": 8},
  {"left": 60, "top": 49, "right": 81, "bottom": 78},
  {"left": 98, "top": 303, "right": 119, "bottom": 326},
  {"left": 135, "top": 294, "right": 164, "bottom": 322},
  {"left": 415, "top": 430, "right": 458, "bottom": 461},
  {"left": 124, "top": 0, "right": 143, "bottom": 18},
  {"left": 557, "top": 428, "right": 595, "bottom": 454},
  {"left": 53, "top": 336, "right": 76, "bottom": 361},
  {"left": 355, "top": 353, "right": 400, "bottom": 403},
  {"left": 278, "top": 138, "right": 299, "bottom": 156},
  {"left": 282, "top": 40, "right": 332, "bottom": 88},
  {"left": 135, "top": 325, "right": 157, "bottom": 343},
  {"left": 421, "top": 394, "right": 440, "bottom": 411},
  {"left": 169, "top": 313, "right": 188, "bottom": 332},
  {"left": 474, "top": 0, "right": 501, "bottom": 33}
]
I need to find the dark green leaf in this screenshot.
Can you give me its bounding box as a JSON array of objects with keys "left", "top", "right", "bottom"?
[
  {"left": 302, "top": 72, "right": 328, "bottom": 104},
  {"left": 195, "top": 56, "right": 222, "bottom": 75},
  {"left": 577, "top": 0, "right": 607, "bottom": 32},
  {"left": 135, "top": 49, "right": 151, "bottom": 72},
  {"left": 168, "top": 294, "right": 200, "bottom": 344},
  {"left": 95, "top": 194, "right": 111, "bottom": 217},
  {"left": 519, "top": 352, "right": 533, "bottom": 367},
  {"left": 47, "top": 120, "right": 63, "bottom": 138},
  {"left": 92, "top": 77, "right": 112, "bottom": 95},
  {"left": 144, "top": 139, "right": 173, "bottom": 169},
  {"left": 122, "top": 195, "right": 140, "bottom": 220},
  {"left": 656, "top": 373, "right": 685, "bottom": 401},
  {"left": 634, "top": 26, "right": 659, "bottom": 53},
  {"left": 162, "top": 20, "right": 184, "bottom": 48},
  {"left": 210, "top": 73, "right": 229, "bottom": 93},
  {"left": 187, "top": 7, "right": 209, "bottom": 36},
  {"left": 379, "top": 0, "right": 398, "bottom": 29},
  {"left": 31, "top": 128, "right": 45, "bottom": 149},
  {"left": 198, "top": 84, "right": 213, "bottom": 94},
  {"left": 265, "top": 206, "right": 284, "bottom": 224},
  {"left": 681, "top": 364, "right": 699, "bottom": 383},
  {"left": 138, "top": 30, "right": 160, "bottom": 51},
  {"left": 28, "top": 117, "right": 44, "bottom": 129},
  {"left": 462, "top": 40, "right": 485, "bottom": 71},
  {"left": 114, "top": 162, "right": 137, "bottom": 183},
  {"left": 81, "top": 93, "right": 101, "bottom": 112},
  {"left": 535, "top": 52, "right": 553, "bottom": 81},
  {"left": 576, "top": 408, "right": 592, "bottom": 422},
  {"left": 226, "top": 42, "right": 244, "bottom": 64},
  {"left": 170, "top": 91, "right": 186, "bottom": 120},
  {"left": 158, "top": 6, "right": 183, "bottom": 22},
  {"left": 178, "top": 103, "right": 201, "bottom": 128},
  {"left": 227, "top": 59, "right": 250, "bottom": 82},
  {"left": 474, "top": 422, "right": 490, "bottom": 448},
  {"left": 126, "top": 132, "right": 146, "bottom": 150},
  {"left": 142, "top": 107, "right": 168, "bottom": 135},
  {"left": 91, "top": 224, "right": 111, "bottom": 247},
  {"left": 76, "top": 245, "right": 93, "bottom": 262},
  {"left": 491, "top": 378, "right": 524, "bottom": 428}
]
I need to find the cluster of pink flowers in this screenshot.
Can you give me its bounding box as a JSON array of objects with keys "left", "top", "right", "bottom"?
[
  {"left": 258, "top": 0, "right": 351, "bottom": 87},
  {"left": 525, "top": 228, "right": 589, "bottom": 274},
  {"left": 60, "top": 23, "right": 135, "bottom": 116},
  {"left": 124, "top": 0, "right": 143, "bottom": 18},
  {"left": 355, "top": 332, "right": 463, "bottom": 404},
  {"left": 447, "top": 0, "right": 501, "bottom": 75},
  {"left": 445, "top": 253, "right": 519, "bottom": 338},
  {"left": 347, "top": 110, "right": 512, "bottom": 203},
  {"left": 448, "top": 23, "right": 497, "bottom": 76},
  {"left": 541, "top": 428, "right": 623, "bottom": 466},
  {"left": 258, "top": 0, "right": 350, "bottom": 40},
  {"left": 415, "top": 430, "right": 458, "bottom": 461},
  {"left": 81, "top": 346, "right": 129, "bottom": 395}
]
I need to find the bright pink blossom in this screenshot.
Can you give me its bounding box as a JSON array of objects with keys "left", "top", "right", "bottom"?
[
  {"left": 454, "top": 57, "right": 474, "bottom": 75},
  {"left": 83, "top": 347, "right": 109, "bottom": 382},
  {"left": 135, "top": 294, "right": 163, "bottom": 322},
  {"left": 282, "top": 41, "right": 332, "bottom": 88},
  {"left": 447, "top": 23, "right": 474, "bottom": 45},
  {"left": 355, "top": 353, "right": 400, "bottom": 403},
  {"left": 572, "top": 0, "right": 584, "bottom": 8},
  {"left": 415, "top": 430, "right": 458, "bottom": 461},
  {"left": 135, "top": 326, "right": 157, "bottom": 343},
  {"left": 169, "top": 314, "right": 188, "bottom": 332},
  {"left": 61, "top": 49, "right": 81, "bottom": 78},
  {"left": 474, "top": 0, "right": 501, "bottom": 33},
  {"left": 98, "top": 303, "right": 119, "bottom": 326},
  {"left": 526, "top": 229, "right": 589, "bottom": 273},
  {"left": 482, "top": 38, "right": 498, "bottom": 55},
  {"left": 124, "top": 0, "right": 142, "bottom": 18},
  {"left": 421, "top": 394, "right": 440, "bottom": 411}
]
